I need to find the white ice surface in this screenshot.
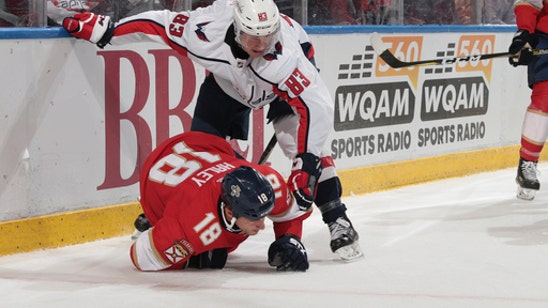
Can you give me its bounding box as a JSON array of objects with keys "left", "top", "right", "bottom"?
[{"left": 2, "top": 164, "right": 548, "bottom": 308}]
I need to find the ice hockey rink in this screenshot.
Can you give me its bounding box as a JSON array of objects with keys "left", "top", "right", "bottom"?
[{"left": 2, "top": 164, "right": 548, "bottom": 308}]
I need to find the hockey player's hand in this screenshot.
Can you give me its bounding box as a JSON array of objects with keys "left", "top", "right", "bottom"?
[
  {"left": 62, "top": 13, "right": 114, "bottom": 48},
  {"left": 288, "top": 153, "right": 323, "bottom": 211},
  {"left": 508, "top": 30, "right": 538, "bottom": 67},
  {"left": 268, "top": 234, "right": 309, "bottom": 272}
]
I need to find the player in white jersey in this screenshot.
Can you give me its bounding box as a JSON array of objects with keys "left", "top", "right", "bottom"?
[{"left": 62, "top": 0, "right": 363, "bottom": 260}]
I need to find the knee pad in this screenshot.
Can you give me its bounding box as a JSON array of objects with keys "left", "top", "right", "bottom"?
[
  {"left": 315, "top": 156, "right": 342, "bottom": 206},
  {"left": 315, "top": 177, "right": 342, "bottom": 206},
  {"left": 314, "top": 156, "right": 347, "bottom": 223},
  {"left": 315, "top": 177, "right": 347, "bottom": 224}
]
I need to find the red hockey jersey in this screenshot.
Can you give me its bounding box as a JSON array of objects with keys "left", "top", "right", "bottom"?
[
  {"left": 514, "top": 0, "right": 548, "bottom": 34},
  {"left": 130, "top": 131, "right": 310, "bottom": 271}
]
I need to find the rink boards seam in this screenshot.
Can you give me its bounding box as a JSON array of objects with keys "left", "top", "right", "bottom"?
[{"left": 1, "top": 144, "right": 544, "bottom": 256}]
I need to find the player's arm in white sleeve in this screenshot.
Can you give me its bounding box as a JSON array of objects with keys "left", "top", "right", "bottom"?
[
  {"left": 281, "top": 14, "right": 317, "bottom": 65},
  {"left": 273, "top": 53, "right": 334, "bottom": 157},
  {"left": 262, "top": 18, "right": 333, "bottom": 157},
  {"left": 109, "top": 10, "right": 188, "bottom": 46},
  {"left": 62, "top": 9, "right": 191, "bottom": 49},
  {"left": 61, "top": 0, "right": 228, "bottom": 50}
]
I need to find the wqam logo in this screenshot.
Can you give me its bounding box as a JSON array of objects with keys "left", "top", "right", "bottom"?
[
  {"left": 333, "top": 34, "right": 494, "bottom": 131},
  {"left": 334, "top": 82, "right": 414, "bottom": 131}
]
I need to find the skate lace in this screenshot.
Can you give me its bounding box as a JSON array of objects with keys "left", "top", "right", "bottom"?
[
  {"left": 329, "top": 218, "right": 351, "bottom": 239},
  {"left": 521, "top": 161, "right": 540, "bottom": 181}
]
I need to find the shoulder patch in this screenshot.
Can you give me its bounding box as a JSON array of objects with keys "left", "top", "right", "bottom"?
[
  {"left": 195, "top": 22, "right": 212, "bottom": 42},
  {"left": 281, "top": 14, "right": 294, "bottom": 27},
  {"left": 163, "top": 239, "right": 195, "bottom": 264},
  {"left": 263, "top": 42, "right": 283, "bottom": 61}
]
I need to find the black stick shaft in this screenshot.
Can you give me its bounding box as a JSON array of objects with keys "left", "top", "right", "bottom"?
[{"left": 258, "top": 134, "right": 277, "bottom": 165}]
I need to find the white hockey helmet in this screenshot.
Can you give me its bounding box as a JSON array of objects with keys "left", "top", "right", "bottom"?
[{"left": 233, "top": 0, "right": 280, "bottom": 38}]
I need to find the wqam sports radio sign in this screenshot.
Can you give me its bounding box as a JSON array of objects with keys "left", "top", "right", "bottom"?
[{"left": 330, "top": 34, "right": 497, "bottom": 165}]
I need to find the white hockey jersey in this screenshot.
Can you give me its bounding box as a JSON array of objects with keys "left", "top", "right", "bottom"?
[{"left": 109, "top": 0, "right": 334, "bottom": 157}]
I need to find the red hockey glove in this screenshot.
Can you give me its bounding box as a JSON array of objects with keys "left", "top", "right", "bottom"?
[
  {"left": 288, "top": 153, "right": 323, "bottom": 211},
  {"left": 508, "top": 30, "right": 538, "bottom": 67},
  {"left": 62, "top": 12, "right": 114, "bottom": 48}
]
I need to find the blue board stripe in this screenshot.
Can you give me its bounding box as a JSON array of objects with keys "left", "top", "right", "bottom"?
[{"left": 0, "top": 25, "right": 517, "bottom": 40}]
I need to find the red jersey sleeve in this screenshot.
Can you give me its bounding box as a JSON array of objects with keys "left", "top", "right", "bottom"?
[
  {"left": 515, "top": 2, "right": 541, "bottom": 33},
  {"left": 254, "top": 164, "right": 311, "bottom": 239}
]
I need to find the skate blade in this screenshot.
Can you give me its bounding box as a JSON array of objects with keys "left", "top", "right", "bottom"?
[
  {"left": 517, "top": 186, "right": 537, "bottom": 201},
  {"left": 334, "top": 242, "right": 364, "bottom": 262}
]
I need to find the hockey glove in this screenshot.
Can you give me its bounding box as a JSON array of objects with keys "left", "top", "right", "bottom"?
[
  {"left": 62, "top": 12, "right": 114, "bottom": 48},
  {"left": 288, "top": 153, "right": 323, "bottom": 211},
  {"left": 508, "top": 30, "right": 538, "bottom": 67},
  {"left": 268, "top": 234, "right": 309, "bottom": 272}
]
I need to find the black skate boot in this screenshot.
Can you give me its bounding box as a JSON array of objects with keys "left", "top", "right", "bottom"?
[
  {"left": 131, "top": 213, "right": 151, "bottom": 240},
  {"left": 328, "top": 213, "right": 363, "bottom": 261},
  {"left": 516, "top": 157, "right": 540, "bottom": 200}
]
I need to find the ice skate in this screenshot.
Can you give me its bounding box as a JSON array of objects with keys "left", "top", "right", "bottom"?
[
  {"left": 516, "top": 158, "right": 540, "bottom": 201},
  {"left": 328, "top": 214, "right": 363, "bottom": 261}
]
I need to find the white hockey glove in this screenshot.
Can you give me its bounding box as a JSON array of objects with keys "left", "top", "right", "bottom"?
[{"left": 62, "top": 12, "right": 114, "bottom": 48}]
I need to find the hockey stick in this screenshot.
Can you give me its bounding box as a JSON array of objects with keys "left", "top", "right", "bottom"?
[
  {"left": 370, "top": 32, "right": 548, "bottom": 68},
  {"left": 258, "top": 134, "right": 277, "bottom": 164}
]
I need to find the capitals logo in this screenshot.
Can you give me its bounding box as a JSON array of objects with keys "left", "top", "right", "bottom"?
[
  {"left": 263, "top": 42, "right": 283, "bottom": 61},
  {"left": 195, "top": 22, "right": 212, "bottom": 42}
]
